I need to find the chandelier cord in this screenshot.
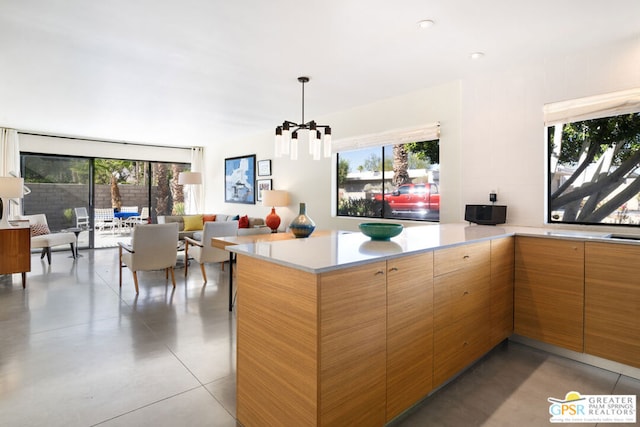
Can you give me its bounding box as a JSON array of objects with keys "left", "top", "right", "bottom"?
[{"left": 299, "top": 76, "right": 307, "bottom": 125}]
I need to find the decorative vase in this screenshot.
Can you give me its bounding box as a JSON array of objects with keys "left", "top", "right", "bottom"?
[
  {"left": 289, "top": 202, "right": 316, "bottom": 238},
  {"left": 265, "top": 208, "right": 281, "bottom": 233}
]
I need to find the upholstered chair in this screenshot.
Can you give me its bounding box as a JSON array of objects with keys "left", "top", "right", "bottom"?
[
  {"left": 20, "top": 214, "right": 76, "bottom": 264},
  {"left": 118, "top": 223, "right": 179, "bottom": 294},
  {"left": 184, "top": 221, "right": 238, "bottom": 283}
]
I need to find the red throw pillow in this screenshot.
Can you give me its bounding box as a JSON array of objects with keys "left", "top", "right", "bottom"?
[
  {"left": 202, "top": 214, "right": 216, "bottom": 223},
  {"left": 238, "top": 215, "right": 250, "bottom": 228},
  {"left": 31, "top": 223, "right": 50, "bottom": 236}
]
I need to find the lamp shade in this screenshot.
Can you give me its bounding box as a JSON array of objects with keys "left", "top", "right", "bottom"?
[
  {"left": 0, "top": 177, "right": 23, "bottom": 228},
  {"left": 0, "top": 177, "right": 24, "bottom": 198},
  {"left": 178, "top": 171, "right": 202, "bottom": 185},
  {"left": 262, "top": 190, "right": 289, "bottom": 207}
]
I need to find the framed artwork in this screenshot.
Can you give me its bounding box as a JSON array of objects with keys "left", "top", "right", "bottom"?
[
  {"left": 224, "top": 154, "right": 256, "bottom": 204},
  {"left": 256, "top": 179, "right": 272, "bottom": 202},
  {"left": 257, "top": 159, "right": 271, "bottom": 176}
]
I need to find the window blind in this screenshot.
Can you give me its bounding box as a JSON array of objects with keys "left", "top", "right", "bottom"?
[
  {"left": 332, "top": 123, "right": 440, "bottom": 152},
  {"left": 544, "top": 87, "right": 640, "bottom": 126}
]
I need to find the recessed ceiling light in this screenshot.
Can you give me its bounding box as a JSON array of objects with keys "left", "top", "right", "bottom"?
[
  {"left": 470, "top": 52, "right": 485, "bottom": 60},
  {"left": 417, "top": 19, "right": 435, "bottom": 29}
]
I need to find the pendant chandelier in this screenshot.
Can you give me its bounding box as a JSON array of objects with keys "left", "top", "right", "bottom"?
[{"left": 274, "top": 76, "right": 332, "bottom": 160}]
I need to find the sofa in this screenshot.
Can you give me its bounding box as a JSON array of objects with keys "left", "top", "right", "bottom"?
[{"left": 157, "top": 213, "right": 270, "bottom": 240}]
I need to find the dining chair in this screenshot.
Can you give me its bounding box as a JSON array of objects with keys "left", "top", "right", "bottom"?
[
  {"left": 118, "top": 223, "right": 180, "bottom": 294},
  {"left": 184, "top": 221, "right": 238, "bottom": 283}
]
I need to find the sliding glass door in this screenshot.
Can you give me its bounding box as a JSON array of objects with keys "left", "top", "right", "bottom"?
[
  {"left": 21, "top": 153, "right": 190, "bottom": 249},
  {"left": 21, "top": 154, "right": 92, "bottom": 249}
]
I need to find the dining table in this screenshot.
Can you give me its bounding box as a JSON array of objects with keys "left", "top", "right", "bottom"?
[{"left": 114, "top": 211, "right": 140, "bottom": 231}]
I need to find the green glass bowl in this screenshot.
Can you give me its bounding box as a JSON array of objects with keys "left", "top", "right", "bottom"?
[{"left": 358, "top": 223, "right": 403, "bottom": 241}]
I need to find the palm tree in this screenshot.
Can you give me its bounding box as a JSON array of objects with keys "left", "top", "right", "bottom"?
[{"left": 392, "top": 144, "right": 410, "bottom": 186}]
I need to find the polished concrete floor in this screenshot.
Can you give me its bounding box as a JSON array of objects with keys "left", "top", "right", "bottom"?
[{"left": 1, "top": 248, "right": 638, "bottom": 426}]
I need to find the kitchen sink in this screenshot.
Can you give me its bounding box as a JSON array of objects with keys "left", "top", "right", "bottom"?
[{"left": 604, "top": 233, "right": 640, "bottom": 241}]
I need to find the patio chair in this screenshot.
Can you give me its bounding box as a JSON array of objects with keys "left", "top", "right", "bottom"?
[
  {"left": 74, "top": 207, "right": 90, "bottom": 229},
  {"left": 118, "top": 223, "right": 179, "bottom": 293},
  {"left": 19, "top": 213, "right": 76, "bottom": 264},
  {"left": 184, "top": 221, "right": 238, "bottom": 283},
  {"left": 120, "top": 206, "right": 141, "bottom": 228},
  {"left": 137, "top": 207, "right": 150, "bottom": 224},
  {"left": 95, "top": 208, "right": 116, "bottom": 233}
]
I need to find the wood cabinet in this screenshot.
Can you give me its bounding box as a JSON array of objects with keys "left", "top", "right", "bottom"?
[
  {"left": 490, "top": 237, "right": 514, "bottom": 346},
  {"left": 386, "top": 252, "right": 433, "bottom": 421},
  {"left": 514, "top": 236, "right": 584, "bottom": 352},
  {"left": 318, "top": 261, "right": 387, "bottom": 427},
  {"left": 584, "top": 242, "right": 640, "bottom": 368},
  {"left": 236, "top": 255, "right": 387, "bottom": 427},
  {"left": 433, "top": 241, "right": 491, "bottom": 387},
  {"left": 0, "top": 225, "right": 31, "bottom": 288}
]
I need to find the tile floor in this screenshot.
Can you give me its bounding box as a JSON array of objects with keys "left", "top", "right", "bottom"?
[{"left": 1, "top": 248, "right": 638, "bottom": 426}]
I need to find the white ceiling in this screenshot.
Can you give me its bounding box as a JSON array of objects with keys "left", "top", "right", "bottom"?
[{"left": 0, "top": 0, "right": 638, "bottom": 147}]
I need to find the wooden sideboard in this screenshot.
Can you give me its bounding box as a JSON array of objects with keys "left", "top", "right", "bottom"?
[{"left": 0, "top": 224, "right": 31, "bottom": 288}]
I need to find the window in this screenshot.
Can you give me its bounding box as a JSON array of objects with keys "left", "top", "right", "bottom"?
[
  {"left": 337, "top": 140, "right": 440, "bottom": 221},
  {"left": 546, "top": 88, "right": 640, "bottom": 226}
]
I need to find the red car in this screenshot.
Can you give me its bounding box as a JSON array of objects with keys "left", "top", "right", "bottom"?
[{"left": 373, "top": 183, "right": 440, "bottom": 215}]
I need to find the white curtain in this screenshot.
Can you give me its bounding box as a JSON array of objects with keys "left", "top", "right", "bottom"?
[
  {"left": 190, "top": 147, "right": 205, "bottom": 213},
  {"left": 0, "top": 128, "right": 22, "bottom": 218}
]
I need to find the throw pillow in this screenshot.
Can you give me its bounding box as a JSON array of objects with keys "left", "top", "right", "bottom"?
[
  {"left": 183, "top": 215, "right": 204, "bottom": 231},
  {"left": 202, "top": 214, "right": 216, "bottom": 223},
  {"left": 231, "top": 214, "right": 240, "bottom": 221},
  {"left": 238, "top": 215, "right": 250, "bottom": 228},
  {"left": 31, "top": 223, "right": 50, "bottom": 236}
]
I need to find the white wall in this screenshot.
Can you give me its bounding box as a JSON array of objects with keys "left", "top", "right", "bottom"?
[
  {"left": 461, "top": 36, "right": 640, "bottom": 227},
  {"left": 204, "top": 36, "right": 640, "bottom": 231},
  {"left": 203, "top": 81, "right": 462, "bottom": 232}
]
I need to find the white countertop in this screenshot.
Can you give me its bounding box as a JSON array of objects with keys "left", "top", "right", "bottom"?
[
  {"left": 227, "top": 223, "right": 639, "bottom": 274},
  {"left": 228, "top": 223, "right": 513, "bottom": 273},
  {"left": 226, "top": 223, "right": 640, "bottom": 273}
]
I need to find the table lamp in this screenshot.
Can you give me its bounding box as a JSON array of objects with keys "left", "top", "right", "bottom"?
[
  {"left": 0, "top": 177, "right": 24, "bottom": 228},
  {"left": 262, "top": 190, "right": 290, "bottom": 233}
]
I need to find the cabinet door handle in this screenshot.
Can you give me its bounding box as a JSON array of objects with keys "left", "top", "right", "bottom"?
[
  {"left": 389, "top": 267, "right": 399, "bottom": 272},
  {"left": 463, "top": 255, "right": 470, "bottom": 260},
  {"left": 463, "top": 290, "right": 470, "bottom": 296},
  {"left": 375, "top": 270, "right": 385, "bottom": 276}
]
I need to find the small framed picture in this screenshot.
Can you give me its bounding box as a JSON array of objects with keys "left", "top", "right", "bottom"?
[
  {"left": 256, "top": 179, "right": 272, "bottom": 202},
  {"left": 257, "top": 159, "right": 271, "bottom": 176}
]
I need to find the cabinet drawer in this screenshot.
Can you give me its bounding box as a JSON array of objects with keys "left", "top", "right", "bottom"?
[
  {"left": 434, "top": 267, "right": 490, "bottom": 331},
  {"left": 434, "top": 241, "right": 490, "bottom": 277},
  {"left": 434, "top": 309, "right": 491, "bottom": 386}
]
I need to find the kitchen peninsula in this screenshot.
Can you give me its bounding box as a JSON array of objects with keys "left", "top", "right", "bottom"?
[
  {"left": 230, "top": 224, "right": 514, "bottom": 426},
  {"left": 228, "top": 224, "right": 639, "bottom": 427}
]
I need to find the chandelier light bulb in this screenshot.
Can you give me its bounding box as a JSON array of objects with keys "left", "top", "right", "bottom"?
[
  {"left": 274, "top": 127, "right": 282, "bottom": 158},
  {"left": 323, "top": 128, "right": 332, "bottom": 158},
  {"left": 290, "top": 131, "right": 299, "bottom": 160}
]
